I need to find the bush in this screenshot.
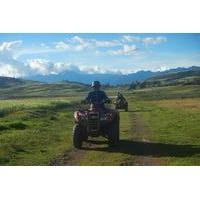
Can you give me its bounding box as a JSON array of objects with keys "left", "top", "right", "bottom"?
[
  {"left": 9, "top": 122, "right": 27, "bottom": 130},
  {"left": 0, "top": 125, "right": 9, "bottom": 131}
]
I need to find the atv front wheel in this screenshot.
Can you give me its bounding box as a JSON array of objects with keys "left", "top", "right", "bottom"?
[{"left": 73, "top": 124, "right": 83, "bottom": 149}]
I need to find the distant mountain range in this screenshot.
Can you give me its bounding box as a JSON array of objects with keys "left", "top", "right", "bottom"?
[
  {"left": 25, "top": 66, "right": 200, "bottom": 85},
  {"left": 0, "top": 66, "right": 200, "bottom": 87}
]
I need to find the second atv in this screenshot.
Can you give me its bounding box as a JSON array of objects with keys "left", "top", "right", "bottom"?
[{"left": 114, "top": 93, "right": 128, "bottom": 111}]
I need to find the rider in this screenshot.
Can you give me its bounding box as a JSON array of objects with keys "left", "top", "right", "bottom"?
[
  {"left": 116, "top": 92, "right": 126, "bottom": 103},
  {"left": 83, "top": 81, "right": 111, "bottom": 109}
]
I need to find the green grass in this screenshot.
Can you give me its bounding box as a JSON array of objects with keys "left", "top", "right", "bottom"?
[
  {"left": 132, "top": 85, "right": 200, "bottom": 100},
  {"left": 0, "top": 97, "right": 76, "bottom": 165},
  {"left": 131, "top": 88, "right": 200, "bottom": 165},
  {"left": 0, "top": 82, "right": 89, "bottom": 99}
]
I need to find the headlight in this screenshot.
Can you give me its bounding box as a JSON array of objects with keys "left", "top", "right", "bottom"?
[{"left": 74, "top": 111, "right": 85, "bottom": 121}]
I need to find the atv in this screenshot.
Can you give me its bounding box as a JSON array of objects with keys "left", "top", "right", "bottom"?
[
  {"left": 114, "top": 99, "right": 128, "bottom": 111},
  {"left": 73, "top": 100, "right": 120, "bottom": 149}
]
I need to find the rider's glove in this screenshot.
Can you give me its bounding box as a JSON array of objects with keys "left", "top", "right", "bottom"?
[{"left": 106, "top": 99, "right": 111, "bottom": 104}]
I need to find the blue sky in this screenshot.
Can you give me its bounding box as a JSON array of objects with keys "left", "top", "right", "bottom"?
[{"left": 0, "top": 33, "right": 200, "bottom": 77}]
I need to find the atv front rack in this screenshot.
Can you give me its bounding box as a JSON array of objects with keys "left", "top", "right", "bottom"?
[{"left": 87, "top": 111, "right": 100, "bottom": 136}]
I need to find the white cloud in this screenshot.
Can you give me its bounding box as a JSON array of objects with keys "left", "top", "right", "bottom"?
[
  {"left": 0, "top": 40, "right": 22, "bottom": 52},
  {"left": 55, "top": 41, "right": 70, "bottom": 50},
  {"left": 74, "top": 43, "right": 89, "bottom": 51},
  {"left": 122, "top": 35, "right": 140, "bottom": 43},
  {"left": 0, "top": 40, "right": 28, "bottom": 77},
  {"left": 55, "top": 36, "right": 90, "bottom": 51},
  {"left": 71, "top": 36, "right": 90, "bottom": 51},
  {"left": 52, "top": 62, "right": 69, "bottom": 73},
  {"left": 28, "top": 59, "right": 53, "bottom": 75},
  {"left": 0, "top": 64, "right": 22, "bottom": 77},
  {"left": 94, "top": 40, "right": 121, "bottom": 47},
  {"left": 143, "top": 36, "right": 167, "bottom": 45},
  {"left": 53, "top": 62, "right": 80, "bottom": 73},
  {"left": 79, "top": 65, "right": 110, "bottom": 74},
  {"left": 55, "top": 36, "right": 123, "bottom": 52},
  {"left": 110, "top": 44, "right": 138, "bottom": 55},
  {"left": 27, "top": 59, "right": 80, "bottom": 75},
  {"left": 26, "top": 59, "right": 137, "bottom": 75},
  {"left": 71, "top": 36, "right": 85, "bottom": 44},
  {"left": 54, "top": 35, "right": 168, "bottom": 55},
  {"left": 78, "top": 65, "right": 138, "bottom": 75}
]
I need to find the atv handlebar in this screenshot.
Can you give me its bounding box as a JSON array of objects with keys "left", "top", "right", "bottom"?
[{"left": 81, "top": 98, "right": 111, "bottom": 105}]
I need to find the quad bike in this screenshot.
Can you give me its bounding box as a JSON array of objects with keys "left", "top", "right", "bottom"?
[
  {"left": 114, "top": 99, "right": 128, "bottom": 111},
  {"left": 73, "top": 100, "right": 120, "bottom": 149}
]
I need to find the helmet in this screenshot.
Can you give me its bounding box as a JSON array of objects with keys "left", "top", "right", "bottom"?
[{"left": 91, "top": 81, "right": 101, "bottom": 88}]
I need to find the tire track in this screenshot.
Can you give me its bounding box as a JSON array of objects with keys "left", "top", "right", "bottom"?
[{"left": 130, "top": 112, "right": 162, "bottom": 165}]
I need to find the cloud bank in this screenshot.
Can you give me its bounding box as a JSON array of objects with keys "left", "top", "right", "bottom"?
[
  {"left": 2, "top": 35, "right": 196, "bottom": 78},
  {"left": 0, "top": 40, "right": 28, "bottom": 77}
]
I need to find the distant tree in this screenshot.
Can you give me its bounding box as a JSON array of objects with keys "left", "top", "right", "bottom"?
[
  {"left": 129, "top": 81, "right": 140, "bottom": 89},
  {"left": 153, "top": 80, "right": 161, "bottom": 87},
  {"left": 140, "top": 81, "right": 147, "bottom": 88},
  {"left": 193, "top": 77, "right": 200, "bottom": 85}
]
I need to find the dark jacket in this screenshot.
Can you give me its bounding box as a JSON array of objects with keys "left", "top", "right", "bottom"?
[{"left": 85, "top": 90, "right": 110, "bottom": 106}]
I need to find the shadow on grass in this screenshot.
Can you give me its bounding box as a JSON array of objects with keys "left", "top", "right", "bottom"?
[
  {"left": 123, "top": 109, "right": 153, "bottom": 113},
  {"left": 83, "top": 139, "right": 200, "bottom": 158}
]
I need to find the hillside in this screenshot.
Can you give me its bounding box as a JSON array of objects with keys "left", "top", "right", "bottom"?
[
  {"left": 130, "top": 67, "right": 200, "bottom": 89},
  {"left": 146, "top": 68, "right": 200, "bottom": 86},
  {"left": 0, "top": 76, "right": 34, "bottom": 88},
  {"left": 0, "top": 76, "right": 89, "bottom": 99}
]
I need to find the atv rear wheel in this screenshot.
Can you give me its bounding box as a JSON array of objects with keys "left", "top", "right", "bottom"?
[{"left": 73, "top": 124, "right": 83, "bottom": 149}]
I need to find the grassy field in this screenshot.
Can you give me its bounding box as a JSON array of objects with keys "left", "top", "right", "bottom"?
[
  {"left": 0, "top": 82, "right": 89, "bottom": 99},
  {"left": 0, "top": 85, "right": 200, "bottom": 165},
  {"left": 131, "top": 100, "right": 200, "bottom": 165},
  {"left": 0, "top": 97, "right": 78, "bottom": 165}
]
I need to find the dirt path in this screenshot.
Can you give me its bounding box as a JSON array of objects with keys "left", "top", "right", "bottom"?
[
  {"left": 50, "top": 137, "right": 103, "bottom": 165},
  {"left": 49, "top": 149, "right": 86, "bottom": 166},
  {"left": 131, "top": 112, "right": 161, "bottom": 165},
  {"left": 50, "top": 107, "right": 162, "bottom": 166}
]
